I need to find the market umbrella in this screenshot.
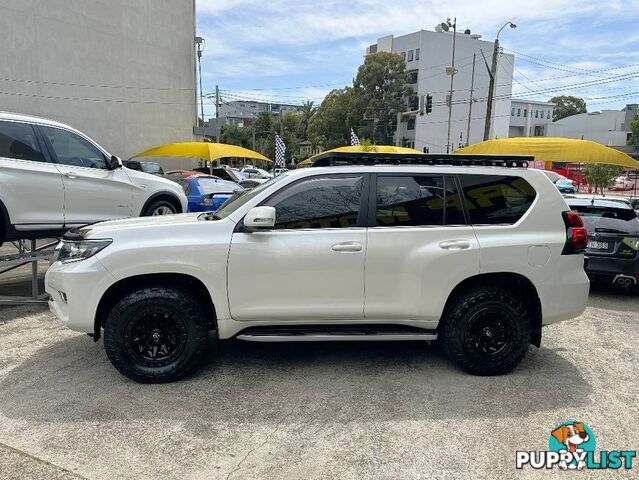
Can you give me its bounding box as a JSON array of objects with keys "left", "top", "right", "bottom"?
[
  {"left": 132, "top": 142, "right": 272, "bottom": 164},
  {"left": 454, "top": 137, "right": 639, "bottom": 168},
  {"left": 299, "top": 145, "right": 422, "bottom": 166}
]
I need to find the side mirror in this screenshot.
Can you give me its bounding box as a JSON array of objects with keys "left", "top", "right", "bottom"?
[
  {"left": 243, "top": 206, "right": 276, "bottom": 229},
  {"left": 109, "top": 155, "right": 123, "bottom": 170}
]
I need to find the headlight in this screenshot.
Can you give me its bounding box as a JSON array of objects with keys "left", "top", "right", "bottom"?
[
  {"left": 58, "top": 239, "right": 112, "bottom": 263},
  {"left": 623, "top": 237, "right": 639, "bottom": 251}
]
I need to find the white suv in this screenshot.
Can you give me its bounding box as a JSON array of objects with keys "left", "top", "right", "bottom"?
[
  {"left": 0, "top": 112, "right": 187, "bottom": 244},
  {"left": 45, "top": 155, "right": 590, "bottom": 382}
]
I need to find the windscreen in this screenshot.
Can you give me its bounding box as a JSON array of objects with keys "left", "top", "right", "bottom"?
[{"left": 570, "top": 204, "right": 639, "bottom": 234}]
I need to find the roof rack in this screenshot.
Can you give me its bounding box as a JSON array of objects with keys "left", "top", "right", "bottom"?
[{"left": 310, "top": 152, "right": 532, "bottom": 168}]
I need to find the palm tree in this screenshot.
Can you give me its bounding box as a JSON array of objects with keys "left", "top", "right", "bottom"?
[{"left": 299, "top": 100, "right": 316, "bottom": 140}]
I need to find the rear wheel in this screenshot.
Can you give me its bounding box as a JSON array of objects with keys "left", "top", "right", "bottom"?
[
  {"left": 104, "top": 286, "right": 209, "bottom": 383},
  {"left": 442, "top": 287, "right": 531, "bottom": 376}
]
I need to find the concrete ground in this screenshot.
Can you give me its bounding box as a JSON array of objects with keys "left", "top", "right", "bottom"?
[{"left": 0, "top": 270, "right": 638, "bottom": 479}]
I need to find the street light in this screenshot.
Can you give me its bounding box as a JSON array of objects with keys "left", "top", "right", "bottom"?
[
  {"left": 483, "top": 21, "right": 516, "bottom": 141},
  {"left": 195, "top": 36, "right": 205, "bottom": 127},
  {"left": 440, "top": 18, "right": 457, "bottom": 153}
]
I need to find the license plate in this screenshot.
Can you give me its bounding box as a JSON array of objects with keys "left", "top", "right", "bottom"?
[{"left": 587, "top": 241, "right": 609, "bottom": 250}]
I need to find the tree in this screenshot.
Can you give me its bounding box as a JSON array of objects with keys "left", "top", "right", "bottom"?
[
  {"left": 549, "top": 95, "right": 587, "bottom": 121},
  {"left": 628, "top": 118, "right": 639, "bottom": 147},
  {"left": 299, "top": 100, "right": 316, "bottom": 140},
  {"left": 307, "top": 87, "right": 366, "bottom": 149},
  {"left": 220, "top": 124, "right": 251, "bottom": 148},
  {"left": 584, "top": 164, "right": 623, "bottom": 194},
  {"left": 354, "top": 51, "right": 412, "bottom": 144}
]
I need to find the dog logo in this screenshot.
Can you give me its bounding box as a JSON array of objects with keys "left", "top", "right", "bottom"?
[
  {"left": 549, "top": 422, "right": 595, "bottom": 470},
  {"left": 516, "top": 421, "right": 636, "bottom": 470}
]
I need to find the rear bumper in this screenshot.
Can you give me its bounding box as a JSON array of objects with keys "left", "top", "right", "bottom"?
[
  {"left": 585, "top": 255, "right": 639, "bottom": 284},
  {"left": 538, "top": 255, "right": 590, "bottom": 325}
]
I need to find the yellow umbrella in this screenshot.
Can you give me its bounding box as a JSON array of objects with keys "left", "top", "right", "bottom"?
[
  {"left": 455, "top": 137, "right": 639, "bottom": 168},
  {"left": 300, "top": 145, "right": 422, "bottom": 166},
  {"left": 132, "top": 142, "right": 272, "bottom": 163}
]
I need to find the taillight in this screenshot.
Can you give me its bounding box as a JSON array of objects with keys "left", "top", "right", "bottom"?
[{"left": 562, "top": 211, "right": 589, "bottom": 254}]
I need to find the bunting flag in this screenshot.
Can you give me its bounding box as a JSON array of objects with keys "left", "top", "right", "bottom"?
[
  {"left": 275, "top": 133, "right": 286, "bottom": 167},
  {"left": 350, "top": 128, "right": 360, "bottom": 146}
]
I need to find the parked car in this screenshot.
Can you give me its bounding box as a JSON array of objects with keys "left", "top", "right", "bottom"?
[
  {"left": 193, "top": 165, "right": 246, "bottom": 183},
  {"left": 566, "top": 196, "right": 639, "bottom": 290},
  {"left": 172, "top": 175, "right": 243, "bottom": 212},
  {"left": 610, "top": 176, "right": 637, "bottom": 191},
  {"left": 241, "top": 166, "right": 273, "bottom": 179},
  {"left": 46, "top": 154, "right": 589, "bottom": 382},
  {"left": 0, "top": 112, "right": 187, "bottom": 245},
  {"left": 542, "top": 170, "right": 576, "bottom": 194},
  {"left": 123, "top": 160, "right": 164, "bottom": 176}
]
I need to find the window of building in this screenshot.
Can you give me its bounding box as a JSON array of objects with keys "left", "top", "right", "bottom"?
[
  {"left": 401, "top": 51, "right": 406, "bottom": 61},
  {"left": 265, "top": 175, "right": 363, "bottom": 229},
  {"left": 547, "top": 110, "right": 551, "bottom": 119},
  {"left": 407, "top": 50, "right": 414, "bottom": 62},
  {"left": 0, "top": 121, "right": 46, "bottom": 163},
  {"left": 517, "top": 108, "right": 521, "bottom": 117},
  {"left": 511, "top": 107, "right": 515, "bottom": 116},
  {"left": 459, "top": 175, "right": 537, "bottom": 225},
  {"left": 415, "top": 48, "right": 420, "bottom": 60},
  {"left": 376, "top": 175, "right": 466, "bottom": 227},
  {"left": 534, "top": 125, "right": 545, "bottom": 136},
  {"left": 408, "top": 70, "right": 418, "bottom": 84},
  {"left": 407, "top": 118, "right": 416, "bottom": 130},
  {"left": 40, "top": 126, "right": 107, "bottom": 169},
  {"left": 523, "top": 109, "right": 527, "bottom": 117},
  {"left": 535, "top": 110, "right": 538, "bottom": 118}
]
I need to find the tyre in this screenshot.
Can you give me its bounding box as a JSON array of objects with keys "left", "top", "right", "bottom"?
[
  {"left": 143, "top": 199, "right": 177, "bottom": 216},
  {"left": 441, "top": 287, "right": 531, "bottom": 376},
  {"left": 104, "top": 286, "right": 209, "bottom": 383}
]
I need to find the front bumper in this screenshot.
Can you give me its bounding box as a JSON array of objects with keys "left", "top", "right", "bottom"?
[{"left": 45, "top": 257, "right": 117, "bottom": 333}]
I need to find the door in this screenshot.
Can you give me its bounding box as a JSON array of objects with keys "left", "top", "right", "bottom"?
[
  {"left": 0, "top": 120, "right": 64, "bottom": 230},
  {"left": 39, "top": 125, "right": 133, "bottom": 226},
  {"left": 364, "top": 174, "right": 480, "bottom": 323},
  {"left": 228, "top": 174, "right": 367, "bottom": 321}
]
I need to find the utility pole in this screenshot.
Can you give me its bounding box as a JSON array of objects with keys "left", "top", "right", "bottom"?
[
  {"left": 466, "top": 53, "right": 476, "bottom": 147},
  {"left": 195, "top": 37, "right": 205, "bottom": 128},
  {"left": 483, "top": 21, "right": 517, "bottom": 141},
  {"left": 445, "top": 18, "right": 457, "bottom": 153},
  {"left": 215, "top": 85, "right": 220, "bottom": 143},
  {"left": 483, "top": 40, "right": 499, "bottom": 141}
]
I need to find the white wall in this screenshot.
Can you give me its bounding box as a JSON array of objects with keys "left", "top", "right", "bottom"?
[
  {"left": 548, "top": 110, "right": 630, "bottom": 147},
  {"left": 0, "top": 0, "right": 197, "bottom": 158}
]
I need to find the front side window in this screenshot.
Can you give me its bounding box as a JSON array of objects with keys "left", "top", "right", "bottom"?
[
  {"left": 265, "top": 175, "right": 363, "bottom": 230},
  {"left": 0, "top": 121, "right": 45, "bottom": 162},
  {"left": 376, "top": 175, "right": 466, "bottom": 227},
  {"left": 40, "top": 126, "right": 108, "bottom": 169},
  {"left": 459, "top": 175, "right": 536, "bottom": 225}
]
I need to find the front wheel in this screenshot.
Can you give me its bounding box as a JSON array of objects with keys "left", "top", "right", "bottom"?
[
  {"left": 104, "top": 286, "right": 209, "bottom": 383},
  {"left": 441, "top": 287, "right": 531, "bottom": 376},
  {"left": 143, "top": 200, "right": 177, "bottom": 216}
]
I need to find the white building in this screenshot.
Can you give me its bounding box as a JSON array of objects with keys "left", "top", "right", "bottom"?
[
  {"left": 218, "top": 100, "right": 301, "bottom": 128},
  {"left": 1, "top": 0, "right": 197, "bottom": 158},
  {"left": 547, "top": 104, "right": 637, "bottom": 148},
  {"left": 367, "top": 28, "right": 514, "bottom": 153},
  {"left": 509, "top": 99, "right": 555, "bottom": 137}
]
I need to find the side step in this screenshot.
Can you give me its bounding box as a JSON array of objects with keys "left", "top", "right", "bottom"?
[{"left": 235, "top": 324, "right": 438, "bottom": 342}]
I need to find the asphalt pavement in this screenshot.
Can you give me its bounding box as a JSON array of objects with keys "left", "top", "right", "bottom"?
[{"left": 0, "top": 282, "right": 638, "bottom": 479}]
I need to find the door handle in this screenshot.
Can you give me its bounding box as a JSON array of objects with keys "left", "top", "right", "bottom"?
[
  {"left": 64, "top": 172, "right": 78, "bottom": 179},
  {"left": 331, "top": 242, "right": 362, "bottom": 252},
  {"left": 439, "top": 239, "right": 471, "bottom": 250}
]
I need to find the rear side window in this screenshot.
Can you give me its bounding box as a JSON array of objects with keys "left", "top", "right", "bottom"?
[
  {"left": 376, "top": 175, "right": 466, "bottom": 227},
  {"left": 0, "top": 121, "right": 46, "bottom": 162},
  {"left": 459, "top": 174, "right": 536, "bottom": 225},
  {"left": 265, "top": 175, "right": 363, "bottom": 229}
]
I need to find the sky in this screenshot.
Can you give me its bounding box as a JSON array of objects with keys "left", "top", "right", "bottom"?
[{"left": 196, "top": 0, "right": 639, "bottom": 120}]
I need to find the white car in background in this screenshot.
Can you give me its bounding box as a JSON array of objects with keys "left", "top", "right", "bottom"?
[
  {"left": 241, "top": 166, "right": 273, "bottom": 180},
  {"left": 0, "top": 112, "right": 187, "bottom": 245}
]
